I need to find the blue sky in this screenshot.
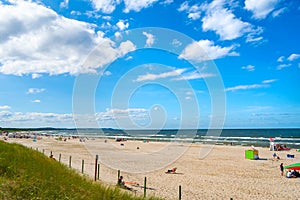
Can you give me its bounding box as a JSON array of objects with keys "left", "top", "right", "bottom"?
[{"left": 0, "top": 0, "right": 299, "bottom": 129}]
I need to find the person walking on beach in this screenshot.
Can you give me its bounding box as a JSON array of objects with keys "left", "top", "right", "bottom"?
[{"left": 280, "top": 163, "right": 284, "bottom": 176}]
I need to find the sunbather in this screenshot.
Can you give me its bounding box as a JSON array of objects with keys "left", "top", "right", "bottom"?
[{"left": 166, "top": 167, "right": 177, "bottom": 173}]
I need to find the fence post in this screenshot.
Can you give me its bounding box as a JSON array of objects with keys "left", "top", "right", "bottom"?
[
  {"left": 94, "top": 155, "right": 98, "bottom": 181},
  {"left": 179, "top": 185, "right": 182, "bottom": 200},
  {"left": 118, "top": 170, "right": 120, "bottom": 182},
  {"left": 69, "top": 156, "right": 72, "bottom": 168},
  {"left": 144, "top": 177, "right": 147, "bottom": 198},
  {"left": 81, "top": 160, "right": 84, "bottom": 174},
  {"left": 97, "top": 163, "right": 100, "bottom": 180},
  {"left": 59, "top": 153, "right": 61, "bottom": 162}
]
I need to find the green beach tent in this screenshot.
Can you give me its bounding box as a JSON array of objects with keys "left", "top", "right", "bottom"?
[{"left": 245, "top": 149, "right": 259, "bottom": 160}]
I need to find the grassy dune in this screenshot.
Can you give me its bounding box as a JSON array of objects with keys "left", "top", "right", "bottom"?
[{"left": 0, "top": 141, "right": 161, "bottom": 200}]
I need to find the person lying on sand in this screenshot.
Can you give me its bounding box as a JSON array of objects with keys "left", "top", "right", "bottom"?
[{"left": 165, "top": 167, "right": 177, "bottom": 174}]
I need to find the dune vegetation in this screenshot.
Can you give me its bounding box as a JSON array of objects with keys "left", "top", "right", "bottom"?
[{"left": 0, "top": 141, "right": 161, "bottom": 200}]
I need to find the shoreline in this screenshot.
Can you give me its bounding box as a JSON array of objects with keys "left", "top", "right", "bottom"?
[{"left": 1, "top": 135, "right": 300, "bottom": 199}]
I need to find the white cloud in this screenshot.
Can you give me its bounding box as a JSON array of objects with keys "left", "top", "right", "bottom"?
[
  {"left": 83, "top": 40, "right": 136, "bottom": 73},
  {"left": 27, "top": 88, "right": 46, "bottom": 94},
  {"left": 178, "top": 1, "right": 202, "bottom": 20},
  {"left": 0, "top": 1, "right": 98, "bottom": 76},
  {"left": 123, "top": 0, "right": 158, "bottom": 13},
  {"left": 125, "top": 56, "right": 133, "bottom": 60},
  {"left": 277, "top": 63, "right": 291, "bottom": 70},
  {"left": 226, "top": 79, "right": 276, "bottom": 92},
  {"left": 0, "top": 108, "right": 149, "bottom": 128},
  {"left": 242, "top": 65, "right": 255, "bottom": 72},
  {"left": 225, "top": 84, "right": 268, "bottom": 92},
  {"left": 201, "top": 0, "right": 253, "bottom": 40},
  {"left": 287, "top": 53, "right": 300, "bottom": 61},
  {"left": 174, "top": 71, "right": 215, "bottom": 80},
  {"left": 31, "top": 99, "right": 41, "bottom": 103},
  {"left": 178, "top": 1, "right": 189, "bottom": 12},
  {"left": 134, "top": 68, "right": 187, "bottom": 82},
  {"left": 142, "top": 32, "right": 155, "bottom": 47},
  {"left": 91, "top": 0, "right": 121, "bottom": 14},
  {"left": 272, "top": 7, "right": 287, "bottom": 18},
  {"left": 0, "top": 105, "right": 11, "bottom": 110},
  {"left": 160, "top": 0, "right": 173, "bottom": 5},
  {"left": 31, "top": 73, "right": 42, "bottom": 79},
  {"left": 90, "top": 0, "right": 158, "bottom": 13},
  {"left": 0, "top": 111, "right": 74, "bottom": 128},
  {"left": 0, "top": 1, "right": 136, "bottom": 76},
  {"left": 262, "top": 79, "right": 277, "bottom": 84},
  {"left": 60, "top": 0, "right": 69, "bottom": 8},
  {"left": 114, "top": 31, "right": 122, "bottom": 38},
  {"left": 179, "top": 39, "right": 237, "bottom": 62},
  {"left": 277, "top": 56, "right": 285, "bottom": 62},
  {"left": 116, "top": 20, "right": 129, "bottom": 31},
  {"left": 245, "top": 27, "right": 264, "bottom": 43},
  {"left": 244, "top": 0, "right": 280, "bottom": 19},
  {"left": 172, "top": 39, "right": 182, "bottom": 47}
]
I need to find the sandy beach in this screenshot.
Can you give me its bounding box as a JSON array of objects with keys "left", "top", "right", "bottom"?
[{"left": 2, "top": 135, "right": 300, "bottom": 200}]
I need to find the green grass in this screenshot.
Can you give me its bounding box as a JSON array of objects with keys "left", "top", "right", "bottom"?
[{"left": 0, "top": 141, "right": 162, "bottom": 200}]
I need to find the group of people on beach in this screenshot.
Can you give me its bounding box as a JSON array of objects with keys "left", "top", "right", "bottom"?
[
  {"left": 280, "top": 163, "right": 300, "bottom": 178},
  {"left": 286, "top": 170, "right": 300, "bottom": 178}
]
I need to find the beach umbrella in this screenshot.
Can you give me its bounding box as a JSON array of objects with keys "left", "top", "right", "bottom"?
[{"left": 284, "top": 163, "right": 300, "bottom": 171}]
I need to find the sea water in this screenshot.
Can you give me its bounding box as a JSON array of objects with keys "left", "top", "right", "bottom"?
[{"left": 33, "top": 128, "right": 300, "bottom": 148}]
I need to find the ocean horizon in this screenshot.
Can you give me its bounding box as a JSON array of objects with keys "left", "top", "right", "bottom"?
[{"left": 6, "top": 128, "right": 299, "bottom": 148}]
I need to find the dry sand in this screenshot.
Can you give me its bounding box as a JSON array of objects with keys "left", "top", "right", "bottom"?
[{"left": 3, "top": 136, "right": 300, "bottom": 200}]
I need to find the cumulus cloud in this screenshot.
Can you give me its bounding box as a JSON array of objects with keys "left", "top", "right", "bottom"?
[
  {"left": 91, "top": 0, "right": 121, "bottom": 14},
  {"left": 0, "top": 1, "right": 136, "bottom": 76},
  {"left": 123, "top": 0, "right": 158, "bottom": 13},
  {"left": 244, "top": 0, "right": 280, "bottom": 19},
  {"left": 201, "top": 0, "right": 253, "bottom": 40},
  {"left": 242, "top": 65, "right": 255, "bottom": 72},
  {"left": 90, "top": 0, "right": 158, "bottom": 13},
  {"left": 0, "top": 105, "right": 11, "bottom": 110},
  {"left": 0, "top": 111, "right": 74, "bottom": 127},
  {"left": 0, "top": 1, "right": 98, "bottom": 75},
  {"left": 178, "top": 1, "right": 202, "bottom": 20},
  {"left": 27, "top": 88, "right": 46, "bottom": 94},
  {"left": 287, "top": 53, "right": 300, "bottom": 61},
  {"left": 0, "top": 107, "right": 151, "bottom": 127},
  {"left": 179, "top": 39, "right": 238, "bottom": 62},
  {"left": 142, "top": 32, "right": 155, "bottom": 47},
  {"left": 116, "top": 20, "right": 129, "bottom": 31}
]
